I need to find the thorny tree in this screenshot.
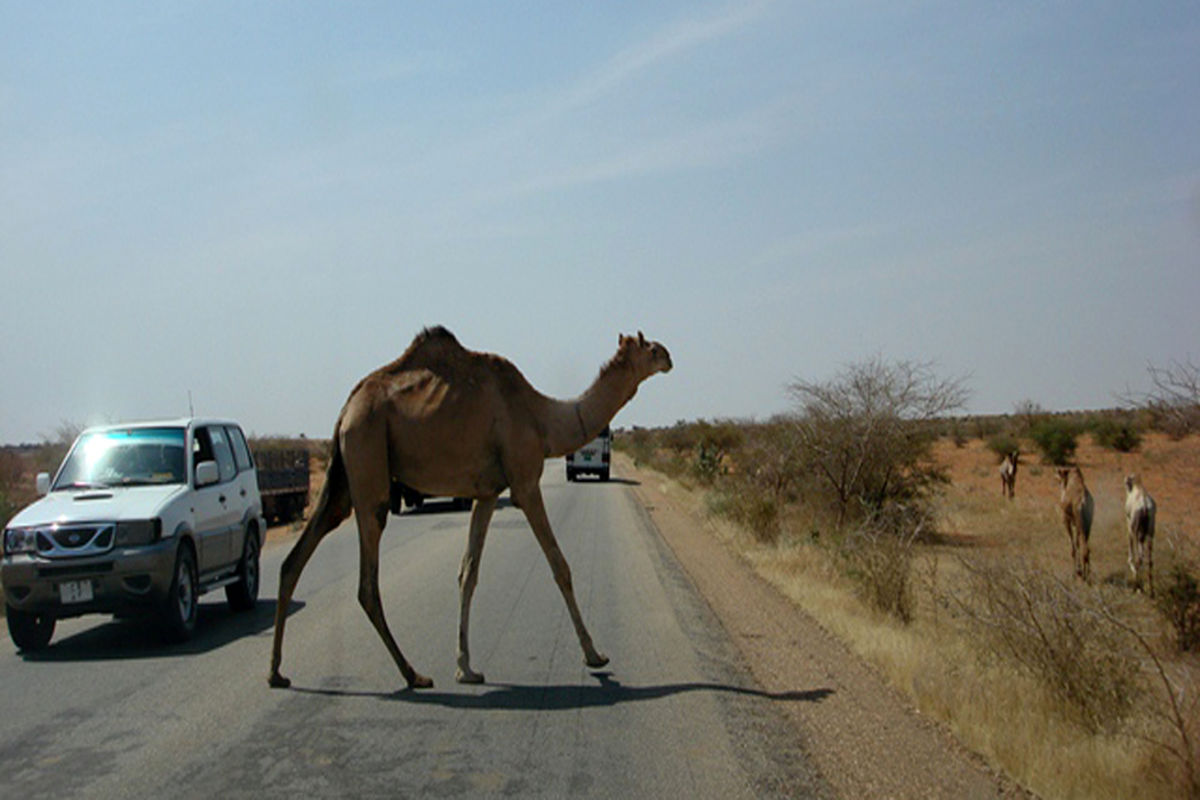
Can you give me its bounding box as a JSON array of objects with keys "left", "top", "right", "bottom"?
[{"left": 788, "top": 357, "right": 969, "bottom": 529}]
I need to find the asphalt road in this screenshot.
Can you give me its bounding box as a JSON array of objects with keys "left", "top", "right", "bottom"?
[{"left": 0, "top": 460, "right": 829, "bottom": 799}]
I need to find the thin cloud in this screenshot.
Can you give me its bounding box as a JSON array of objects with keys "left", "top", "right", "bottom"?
[{"left": 560, "top": 0, "right": 776, "bottom": 112}]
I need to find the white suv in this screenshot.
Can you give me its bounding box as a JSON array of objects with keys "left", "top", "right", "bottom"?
[{"left": 2, "top": 419, "right": 266, "bottom": 651}]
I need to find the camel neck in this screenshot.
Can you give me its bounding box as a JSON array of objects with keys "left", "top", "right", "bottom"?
[{"left": 544, "top": 359, "right": 639, "bottom": 457}]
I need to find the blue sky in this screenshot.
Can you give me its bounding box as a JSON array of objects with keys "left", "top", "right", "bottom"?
[{"left": 2, "top": 1, "right": 1197, "bottom": 443}]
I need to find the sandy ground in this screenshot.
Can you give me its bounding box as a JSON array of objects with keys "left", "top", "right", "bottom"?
[
  {"left": 616, "top": 452, "right": 1030, "bottom": 799},
  {"left": 930, "top": 432, "right": 1200, "bottom": 582}
]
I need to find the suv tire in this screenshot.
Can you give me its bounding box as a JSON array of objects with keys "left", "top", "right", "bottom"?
[
  {"left": 160, "top": 544, "right": 198, "bottom": 643},
  {"left": 225, "top": 530, "right": 260, "bottom": 612},
  {"left": 7, "top": 604, "right": 55, "bottom": 651}
]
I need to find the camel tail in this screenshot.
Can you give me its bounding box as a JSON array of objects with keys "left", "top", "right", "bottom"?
[
  {"left": 306, "top": 435, "right": 353, "bottom": 539},
  {"left": 278, "top": 436, "right": 352, "bottom": 576}
]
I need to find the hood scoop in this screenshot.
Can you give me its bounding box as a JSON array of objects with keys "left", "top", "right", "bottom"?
[{"left": 75, "top": 492, "right": 114, "bottom": 501}]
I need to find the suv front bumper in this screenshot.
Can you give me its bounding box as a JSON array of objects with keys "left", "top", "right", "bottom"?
[{"left": 2, "top": 538, "right": 179, "bottom": 620}]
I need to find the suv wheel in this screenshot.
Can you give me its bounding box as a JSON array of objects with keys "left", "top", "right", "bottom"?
[
  {"left": 225, "top": 530, "right": 260, "bottom": 612},
  {"left": 160, "top": 545, "right": 198, "bottom": 643},
  {"left": 7, "top": 604, "right": 55, "bottom": 652}
]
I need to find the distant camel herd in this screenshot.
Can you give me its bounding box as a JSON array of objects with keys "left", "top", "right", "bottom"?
[{"left": 998, "top": 453, "right": 1157, "bottom": 593}]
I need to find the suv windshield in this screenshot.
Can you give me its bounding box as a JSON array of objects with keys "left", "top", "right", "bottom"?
[{"left": 53, "top": 427, "right": 187, "bottom": 489}]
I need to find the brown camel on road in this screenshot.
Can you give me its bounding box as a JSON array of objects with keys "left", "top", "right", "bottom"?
[
  {"left": 268, "top": 327, "right": 672, "bottom": 689},
  {"left": 1056, "top": 466, "right": 1094, "bottom": 581},
  {"left": 1124, "top": 474, "right": 1156, "bottom": 595}
]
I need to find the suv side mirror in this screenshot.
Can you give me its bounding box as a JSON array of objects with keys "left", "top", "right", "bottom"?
[
  {"left": 36, "top": 472, "right": 50, "bottom": 495},
  {"left": 195, "top": 461, "right": 220, "bottom": 488}
]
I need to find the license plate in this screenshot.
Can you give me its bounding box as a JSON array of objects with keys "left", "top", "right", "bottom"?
[{"left": 59, "top": 580, "right": 93, "bottom": 604}]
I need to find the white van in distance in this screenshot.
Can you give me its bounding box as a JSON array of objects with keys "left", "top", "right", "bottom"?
[{"left": 566, "top": 426, "right": 612, "bottom": 482}]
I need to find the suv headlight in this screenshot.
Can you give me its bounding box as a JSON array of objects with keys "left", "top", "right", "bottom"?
[
  {"left": 114, "top": 519, "right": 162, "bottom": 547},
  {"left": 4, "top": 528, "right": 37, "bottom": 555}
]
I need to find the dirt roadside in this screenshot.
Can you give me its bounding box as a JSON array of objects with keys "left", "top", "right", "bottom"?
[{"left": 617, "top": 453, "right": 1031, "bottom": 800}]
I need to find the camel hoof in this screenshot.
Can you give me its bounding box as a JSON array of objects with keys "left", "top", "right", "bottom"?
[
  {"left": 456, "top": 668, "right": 485, "bottom": 684},
  {"left": 585, "top": 652, "right": 609, "bottom": 669},
  {"left": 407, "top": 673, "right": 434, "bottom": 690},
  {"left": 268, "top": 673, "right": 291, "bottom": 689}
]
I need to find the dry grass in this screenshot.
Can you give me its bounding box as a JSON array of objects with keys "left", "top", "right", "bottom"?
[{"left": 647, "top": 432, "right": 1200, "bottom": 799}]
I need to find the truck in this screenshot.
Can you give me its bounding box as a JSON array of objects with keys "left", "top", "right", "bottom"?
[
  {"left": 252, "top": 446, "right": 310, "bottom": 524},
  {"left": 389, "top": 480, "right": 473, "bottom": 513},
  {"left": 566, "top": 426, "right": 612, "bottom": 481}
]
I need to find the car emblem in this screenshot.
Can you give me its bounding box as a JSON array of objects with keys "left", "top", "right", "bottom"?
[{"left": 69, "top": 533, "right": 82, "bottom": 546}]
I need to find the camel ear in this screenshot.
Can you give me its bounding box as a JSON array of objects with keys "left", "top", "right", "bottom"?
[{"left": 638, "top": 331, "right": 646, "bottom": 347}]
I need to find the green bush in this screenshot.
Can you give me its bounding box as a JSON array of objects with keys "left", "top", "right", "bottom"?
[
  {"left": 1090, "top": 419, "right": 1143, "bottom": 453},
  {"left": 1030, "top": 419, "right": 1079, "bottom": 465},
  {"left": 986, "top": 433, "right": 1021, "bottom": 461},
  {"left": 1156, "top": 563, "right": 1200, "bottom": 652}
]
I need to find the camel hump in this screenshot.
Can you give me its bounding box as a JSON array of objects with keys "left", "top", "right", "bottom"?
[
  {"left": 400, "top": 326, "right": 469, "bottom": 364},
  {"left": 414, "top": 325, "right": 461, "bottom": 349}
]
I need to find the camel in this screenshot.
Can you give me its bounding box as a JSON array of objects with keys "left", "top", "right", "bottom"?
[
  {"left": 999, "top": 450, "right": 1019, "bottom": 499},
  {"left": 1124, "top": 474, "right": 1157, "bottom": 595},
  {"left": 1056, "top": 467, "right": 1094, "bottom": 581},
  {"left": 268, "top": 327, "right": 672, "bottom": 689}
]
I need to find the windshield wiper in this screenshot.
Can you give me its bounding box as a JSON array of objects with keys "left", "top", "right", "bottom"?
[{"left": 113, "top": 478, "right": 157, "bottom": 487}]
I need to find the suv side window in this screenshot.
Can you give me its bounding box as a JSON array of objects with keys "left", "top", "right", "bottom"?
[
  {"left": 208, "top": 427, "right": 237, "bottom": 483},
  {"left": 193, "top": 426, "right": 236, "bottom": 484},
  {"left": 227, "top": 425, "right": 254, "bottom": 472}
]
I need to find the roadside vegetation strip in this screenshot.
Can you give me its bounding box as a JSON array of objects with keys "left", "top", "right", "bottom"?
[
  {"left": 615, "top": 421, "right": 1200, "bottom": 800},
  {"left": 619, "top": 452, "right": 1020, "bottom": 799}
]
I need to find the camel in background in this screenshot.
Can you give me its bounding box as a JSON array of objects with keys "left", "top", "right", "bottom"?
[
  {"left": 1056, "top": 467, "right": 1094, "bottom": 581},
  {"left": 268, "top": 327, "right": 672, "bottom": 689},
  {"left": 999, "top": 450, "right": 1019, "bottom": 499},
  {"left": 1124, "top": 474, "right": 1157, "bottom": 595}
]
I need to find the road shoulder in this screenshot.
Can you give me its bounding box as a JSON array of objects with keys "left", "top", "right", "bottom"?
[{"left": 618, "top": 454, "right": 1029, "bottom": 800}]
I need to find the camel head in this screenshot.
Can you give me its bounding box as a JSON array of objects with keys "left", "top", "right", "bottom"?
[
  {"left": 1124, "top": 473, "right": 1141, "bottom": 494},
  {"left": 618, "top": 331, "right": 673, "bottom": 380},
  {"left": 1055, "top": 467, "right": 1072, "bottom": 488}
]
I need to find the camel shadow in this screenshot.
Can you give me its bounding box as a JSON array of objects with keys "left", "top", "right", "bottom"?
[{"left": 292, "top": 671, "right": 834, "bottom": 711}]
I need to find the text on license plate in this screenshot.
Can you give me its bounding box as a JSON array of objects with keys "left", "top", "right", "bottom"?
[{"left": 59, "top": 580, "right": 94, "bottom": 604}]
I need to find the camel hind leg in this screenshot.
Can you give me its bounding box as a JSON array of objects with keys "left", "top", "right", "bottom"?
[
  {"left": 456, "top": 495, "right": 498, "bottom": 684},
  {"left": 1145, "top": 533, "right": 1154, "bottom": 596},
  {"left": 352, "top": 500, "right": 432, "bottom": 689},
  {"left": 341, "top": 427, "right": 431, "bottom": 690},
  {"left": 269, "top": 446, "right": 352, "bottom": 688}
]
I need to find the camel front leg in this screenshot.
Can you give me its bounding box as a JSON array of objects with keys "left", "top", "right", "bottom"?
[
  {"left": 1128, "top": 530, "right": 1138, "bottom": 585},
  {"left": 516, "top": 487, "right": 609, "bottom": 669},
  {"left": 457, "top": 495, "right": 497, "bottom": 684}
]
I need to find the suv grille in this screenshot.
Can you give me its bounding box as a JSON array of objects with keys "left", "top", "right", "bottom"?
[{"left": 36, "top": 525, "right": 115, "bottom": 559}]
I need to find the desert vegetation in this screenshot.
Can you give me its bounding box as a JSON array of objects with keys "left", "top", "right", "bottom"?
[
  {"left": 619, "top": 357, "right": 1200, "bottom": 799},
  {"left": 3, "top": 358, "right": 1198, "bottom": 797}
]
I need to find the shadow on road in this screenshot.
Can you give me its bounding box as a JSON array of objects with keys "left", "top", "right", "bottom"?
[
  {"left": 18, "top": 599, "right": 298, "bottom": 662},
  {"left": 290, "top": 670, "right": 834, "bottom": 711}
]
